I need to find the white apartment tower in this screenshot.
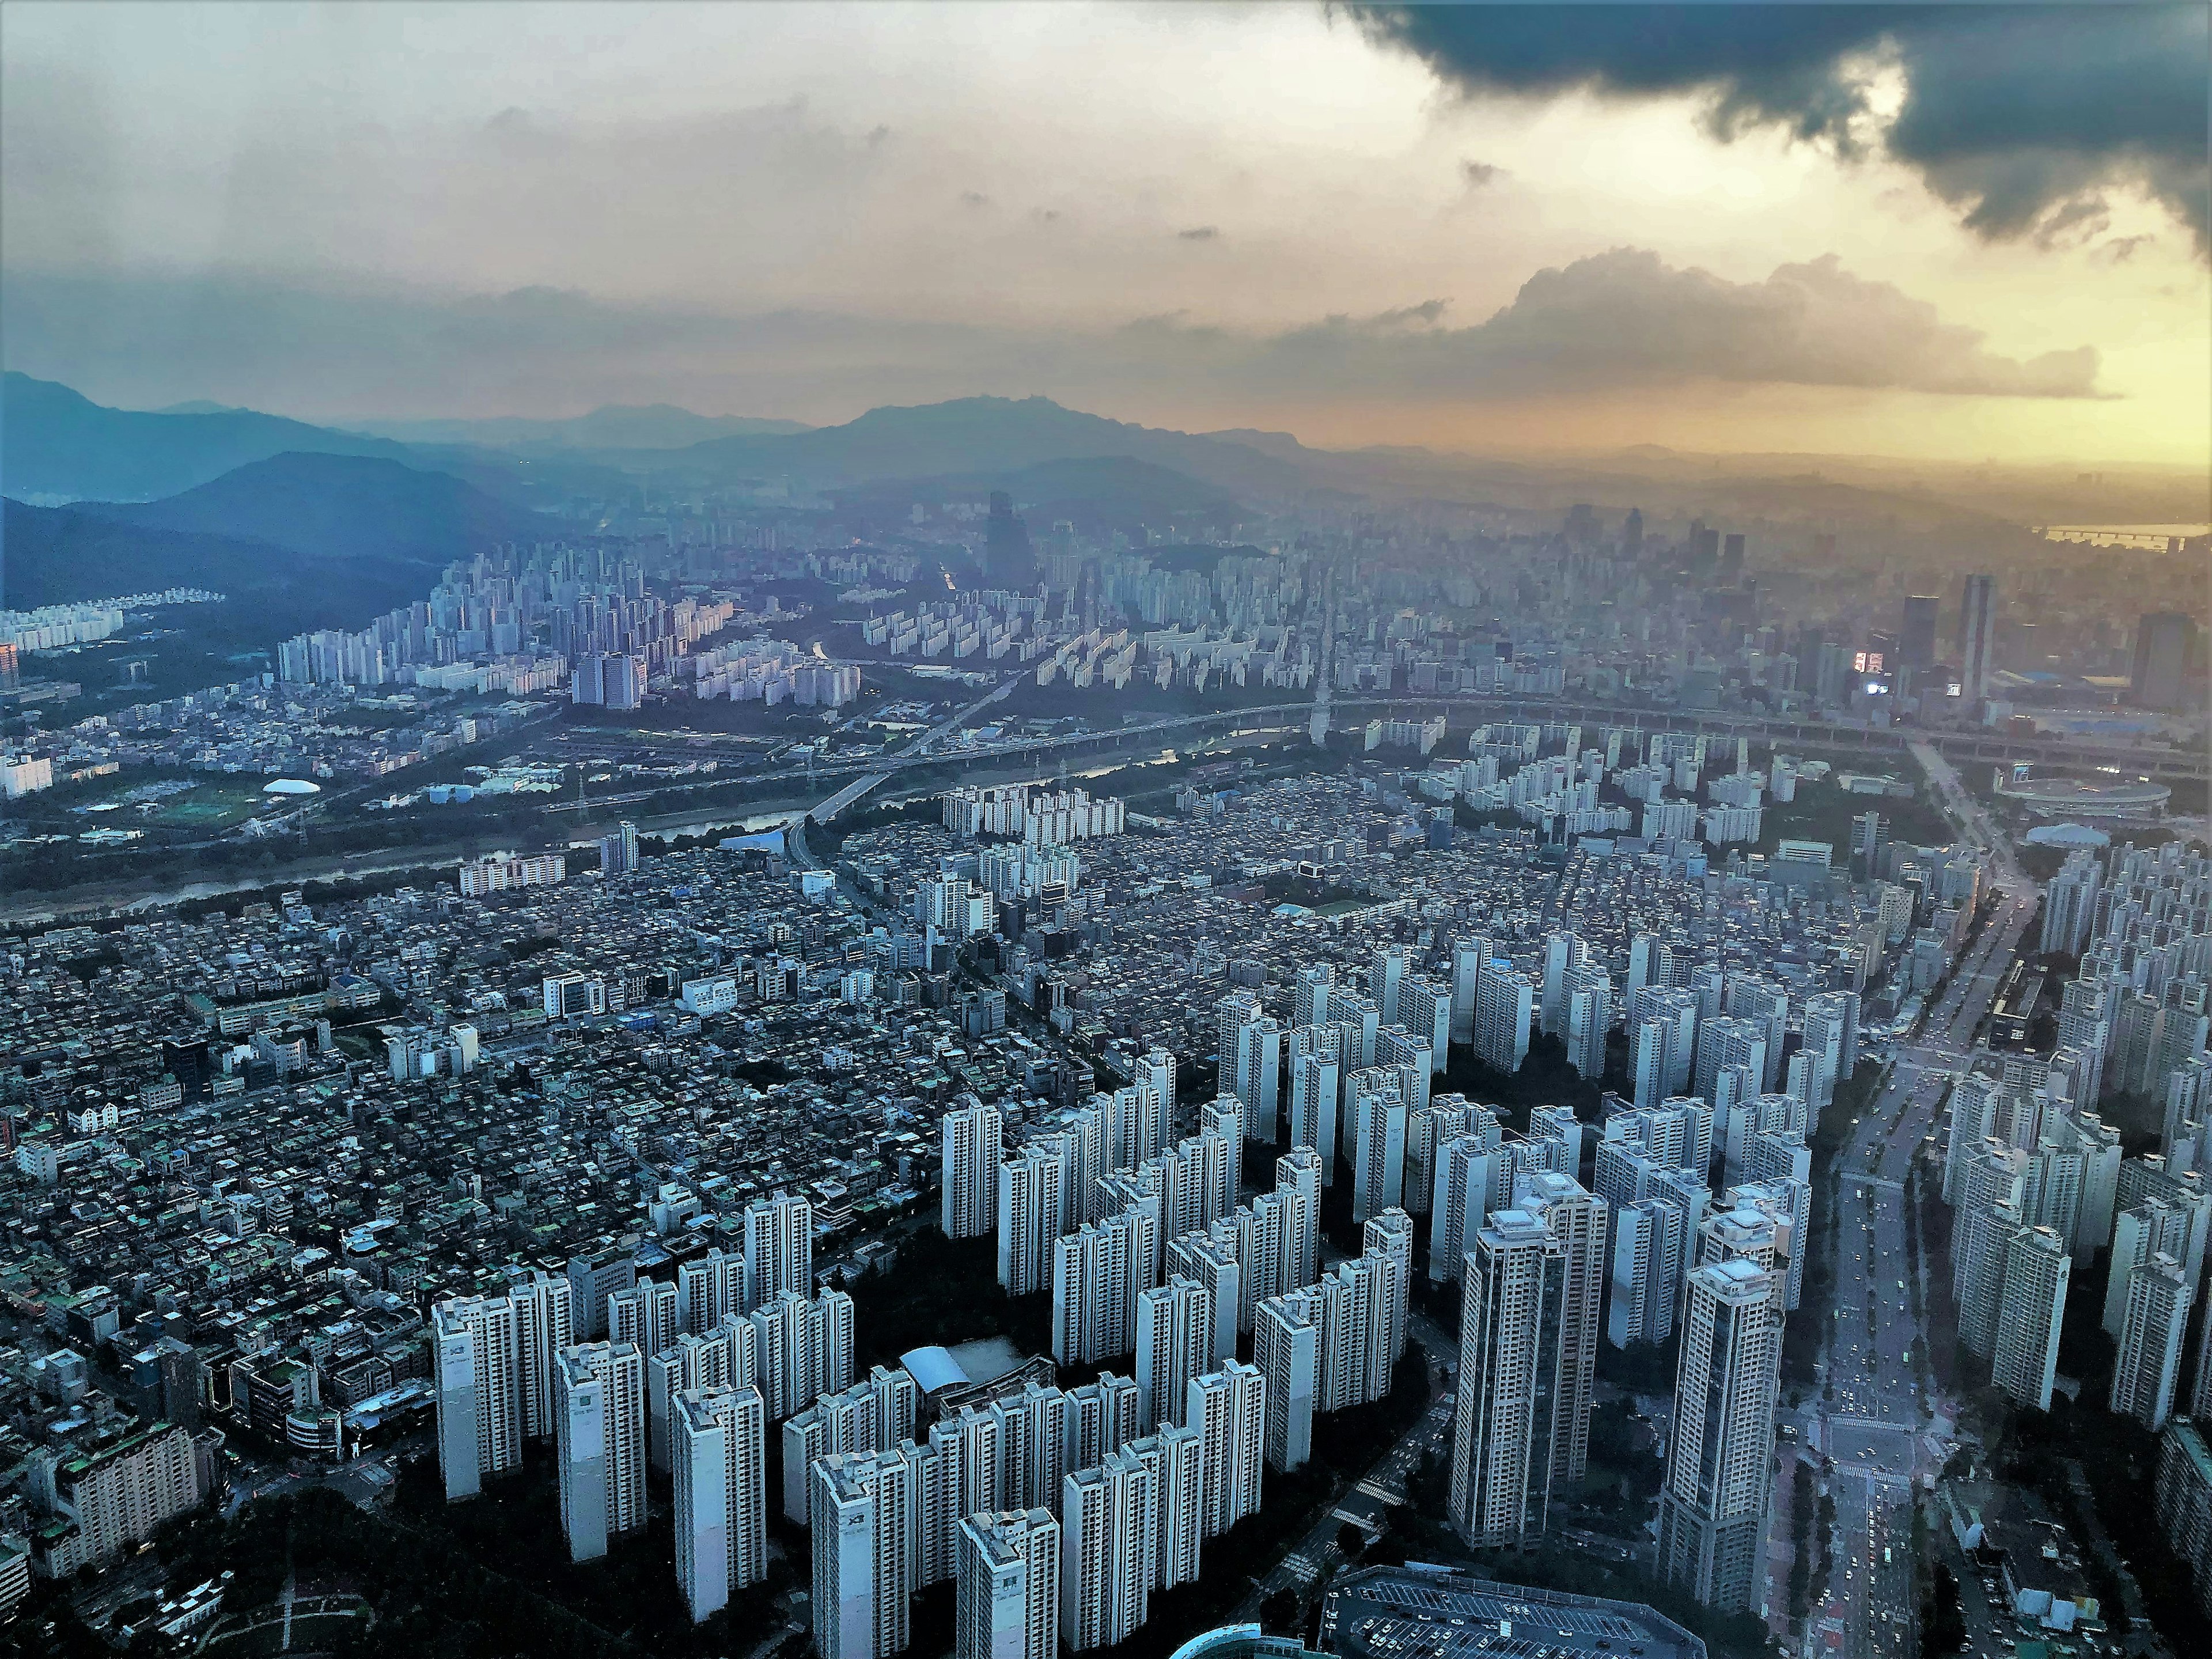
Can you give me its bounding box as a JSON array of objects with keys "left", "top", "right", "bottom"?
[
  {"left": 956, "top": 1510, "right": 1060, "bottom": 1659},
  {"left": 434, "top": 1293, "right": 522, "bottom": 1501},
  {"left": 1475, "top": 963, "right": 1535, "bottom": 1075},
  {"left": 944, "top": 1103, "right": 1004, "bottom": 1240},
  {"left": 1187, "top": 1361, "right": 1266, "bottom": 1536},
  {"left": 1351, "top": 1078, "right": 1407, "bottom": 1224},
  {"left": 1136, "top": 1276, "right": 1213, "bottom": 1431},
  {"left": 673, "top": 1384, "right": 768, "bottom": 1623},
  {"left": 746, "top": 1190, "right": 815, "bottom": 1308},
  {"left": 1991, "top": 1225, "right": 2070, "bottom": 1412},
  {"left": 556, "top": 1340, "right": 647, "bottom": 1563},
  {"left": 1000, "top": 1141, "right": 1069, "bottom": 1296},
  {"left": 2111, "top": 1253, "right": 2193, "bottom": 1433},
  {"left": 811, "top": 1449, "right": 916, "bottom": 1659},
  {"left": 1255, "top": 1291, "right": 1319, "bottom": 1472},
  {"left": 1656, "top": 1259, "right": 1784, "bottom": 1612},
  {"left": 1059, "top": 1452, "right": 1157, "bottom": 1651}
]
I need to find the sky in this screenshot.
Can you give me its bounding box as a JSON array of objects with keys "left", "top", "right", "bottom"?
[{"left": 3, "top": 1, "right": 2207, "bottom": 464}]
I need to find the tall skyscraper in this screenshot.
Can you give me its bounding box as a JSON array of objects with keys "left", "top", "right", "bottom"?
[
  {"left": 1451, "top": 1209, "right": 1566, "bottom": 1547},
  {"left": 984, "top": 492, "right": 1037, "bottom": 586},
  {"left": 956, "top": 1510, "right": 1060, "bottom": 1659},
  {"left": 944, "top": 1104, "right": 1003, "bottom": 1239},
  {"left": 556, "top": 1341, "right": 647, "bottom": 1562},
  {"left": 812, "top": 1449, "right": 916, "bottom": 1659},
  {"left": 434, "top": 1293, "right": 522, "bottom": 1501},
  {"left": 673, "top": 1384, "right": 768, "bottom": 1623},
  {"left": 1958, "top": 573, "right": 1997, "bottom": 702},
  {"left": 1517, "top": 1171, "right": 1607, "bottom": 1488},
  {"left": 1656, "top": 1260, "right": 1783, "bottom": 1612},
  {"left": 1900, "top": 594, "right": 1940, "bottom": 670},
  {"left": 2132, "top": 611, "right": 2195, "bottom": 711}
]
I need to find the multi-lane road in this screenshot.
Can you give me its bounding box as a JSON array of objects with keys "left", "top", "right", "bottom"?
[{"left": 1801, "top": 748, "right": 2041, "bottom": 1659}]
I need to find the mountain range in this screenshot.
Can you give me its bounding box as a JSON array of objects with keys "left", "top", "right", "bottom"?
[
  {"left": 2, "top": 373, "right": 412, "bottom": 503},
  {"left": 347, "top": 404, "right": 812, "bottom": 451}
]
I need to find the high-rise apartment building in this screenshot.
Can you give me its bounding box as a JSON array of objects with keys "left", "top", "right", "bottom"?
[
  {"left": 1187, "top": 1361, "right": 1266, "bottom": 1536},
  {"left": 673, "top": 1384, "right": 768, "bottom": 1622},
  {"left": 745, "top": 1190, "right": 815, "bottom": 1309},
  {"left": 1351, "top": 1077, "right": 1406, "bottom": 1224},
  {"left": 434, "top": 1293, "right": 522, "bottom": 1501},
  {"left": 1000, "top": 1141, "right": 1069, "bottom": 1296},
  {"left": 1656, "top": 1260, "right": 1783, "bottom": 1612},
  {"left": 957, "top": 1510, "right": 1060, "bottom": 1659},
  {"left": 1539, "top": 931, "right": 1588, "bottom": 1037},
  {"left": 37, "top": 1422, "right": 200, "bottom": 1569},
  {"left": 1474, "top": 963, "right": 1535, "bottom": 1075},
  {"left": 1287, "top": 1046, "right": 1339, "bottom": 1182},
  {"left": 556, "top": 1341, "right": 647, "bottom": 1562},
  {"left": 607, "top": 1278, "right": 677, "bottom": 1359},
  {"left": 1452, "top": 1208, "right": 1567, "bottom": 1547},
  {"left": 2111, "top": 1253, "right": 2192, "bottom": 1433},
  {"left": 1060, "top": 1450, "right": 1157, "bottom": 1650},
  {"left": 1136, "top": 1275, "right": 1212, "bottom": 1431},
  {"left": 812, "top": 1449, "right": 916, "bottom": 1659},
  {"left": 1990, "top": 1225, "right": 2069, "bottom": 1412},
  {"left": 1255, "top": 1291, "right": 1319, "bottom": 1471},
  {"left": 944, "top": 1103, "right": 1003, "bottom": 1239},
  {"left": 752, "top": 1287, "right": 855, "bottom": 1421},
  {"left": 1560, "top": 964, "right": 1612, "bottom": 1080}
]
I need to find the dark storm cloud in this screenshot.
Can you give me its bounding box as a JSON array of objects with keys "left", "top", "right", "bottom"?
[{"left": 1355, "top": 3, "right": 2211, "bottom": 255}]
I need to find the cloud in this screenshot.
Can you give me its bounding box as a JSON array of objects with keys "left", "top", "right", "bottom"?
[
  {"left": 1177, "top": 247, "right": 2105, "bottom": 400},
  {"left": 1, "top": 251, "right": 2099, "bottom": 427},
  {"left": 1460, "top": 159, "right": 1502, "bottom": 189},
  {"left": 1176, "top": 225, "right": 1220, "bottom": 241},
  {"left": 1356, "top": 3, "right": 2211, "bottom": 256}
]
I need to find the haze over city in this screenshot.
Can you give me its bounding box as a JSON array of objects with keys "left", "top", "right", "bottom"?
[{"left": 0, "top": 9, "right": 2209, "bottom": 1659}]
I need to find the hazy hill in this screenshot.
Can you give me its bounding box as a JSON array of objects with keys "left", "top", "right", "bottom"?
[
  {"left": 1, "top": 373, "right": 412, "bottom": 503},
  {"left": 2, "top": 499, "right": 439, "bottom": 647},
  {"left": 88, "top": 452, "right": 557, "bottom": 565},
  {"left": 350, "top": 403, "right": 812, "bottom": 450},
  {"left": 670, "top": 395, "right": 1305, "bottom": 499}
]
